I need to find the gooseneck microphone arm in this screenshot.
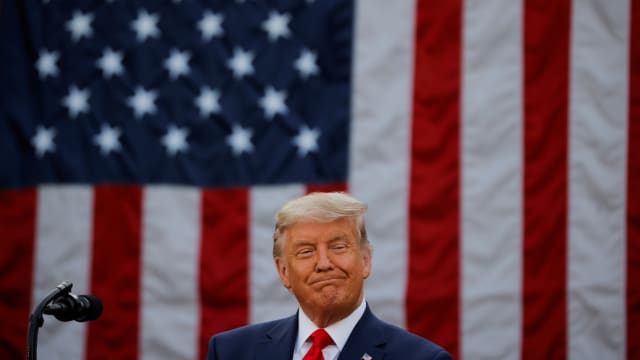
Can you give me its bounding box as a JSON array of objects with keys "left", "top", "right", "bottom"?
[
  {"left": 27, "top": 281, "right": 73, "bottom": 360},
  {"left": 27, "top": 281, "right": 103, "bottom": 360}
]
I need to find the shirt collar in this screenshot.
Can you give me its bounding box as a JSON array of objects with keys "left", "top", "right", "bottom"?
[{"left": 295, "top": 298, "right": 367, "bottom": 353}]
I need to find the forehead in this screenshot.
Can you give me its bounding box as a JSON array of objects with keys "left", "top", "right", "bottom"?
[{"left": 285, "top": 218, "right": 358, "bottom": 241}]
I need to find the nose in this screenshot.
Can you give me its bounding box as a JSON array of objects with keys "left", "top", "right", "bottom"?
[{"left": 315, "top": 247, "right": 334, "bottom": 272}]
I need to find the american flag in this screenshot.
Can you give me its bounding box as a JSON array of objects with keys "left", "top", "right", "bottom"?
[{"left": 0, "top": 0, "right": 638, "bottom": 359}]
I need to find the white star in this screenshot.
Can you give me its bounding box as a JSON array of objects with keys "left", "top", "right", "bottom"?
[
  {"left": 195, "top": 87, "right": 221, "bottom": 117},
  {"left": 131, "top": 10, "right": 160, "bottom": 42},
  {"left": 292, "top": 125, "right": 320, "bottom": 156},
  {"left": 164, "top": 49, "right": 191, "bottom": 79},
  {"left": 262, "top": 11, "right": 291, "bottom": 42},
  {"left": 96, "top": 48, "right": 124, "bottom": 78},
  {"left": 259, "top": 86, "right": 288, "bottom": 119},
  {"left": 31, "top": 125, "right": 56, "bottom": 157},
  {"left": 226, "top": 124, "right": 253, "bottom": 155},
  {"left": 294, "top": 49, "right": 319, "bottom": 79},
  {"left": 93, "top": 124, "right": 122, "bottom": 155},
  {"left": 66, "top": 11, "right": 93, "bottom": 41},
  {"left": 62, "top": 85, "right": 90, "bottom": 118},
  {"left": 35, "top": 50, "right": 59, "bottom": 78},
  {"left": 161, "top": 125, "right": 189, "bottom": 156},
  {"left": 197, "top": 11, "right": 224, "bottom": 40},
  {"left": 227, "top": 47, "right": 254, "bottom": 79},
  {"left": 127, "top": 86, "right": 157, "bottom": 118}
]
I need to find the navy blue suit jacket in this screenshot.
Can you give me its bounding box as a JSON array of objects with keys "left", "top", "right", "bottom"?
[{"left": 206, "top": 306, "right": 452, "bottom": 360}]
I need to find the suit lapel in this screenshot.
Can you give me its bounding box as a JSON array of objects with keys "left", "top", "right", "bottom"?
[
  {"left": 338, "top": 306, "right": 386, "bottom": 360},
  {"left": 254, "top": 314, "right": 298, "bottom": 360}
]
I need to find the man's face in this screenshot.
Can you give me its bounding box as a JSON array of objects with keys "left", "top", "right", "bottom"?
[{"left": 275, "top": 218, "right": 371, "bottom": 322}]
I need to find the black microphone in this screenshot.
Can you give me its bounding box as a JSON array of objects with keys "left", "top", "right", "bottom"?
[{"left": 43, "top": 292, "right": 103, "bottom": 322}]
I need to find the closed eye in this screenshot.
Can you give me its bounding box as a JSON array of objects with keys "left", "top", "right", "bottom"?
[
  {"left": 331, "top": 243, "right": 348, "bottom": 252},
  {"left": 296, "top": 248, "right": 315, "bottom": 257}
]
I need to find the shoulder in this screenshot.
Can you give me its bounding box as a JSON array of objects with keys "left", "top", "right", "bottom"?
[
  {"left": 206, "top": 316, "right": 294, "bottom": 360},
  {"left": 211, "top": 317, "right": 291, "bottom": 345},
  {"left": 377, "top": 321, "right": 452, "bottom": 359},
  {"left": 213, "top": 318, "right": 282, "bottom": 342}
]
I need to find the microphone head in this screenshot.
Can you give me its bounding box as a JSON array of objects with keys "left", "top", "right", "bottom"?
[
  {"left": 47, "top": 293, "right": 104, "bottom": 322},
  {"left": 77, "top": 295, "right": 103, "bottom": 322}
]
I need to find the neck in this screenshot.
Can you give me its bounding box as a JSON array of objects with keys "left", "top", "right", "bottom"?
[{"left": 307, "top": 310, "right": 346, "bottom": 328}]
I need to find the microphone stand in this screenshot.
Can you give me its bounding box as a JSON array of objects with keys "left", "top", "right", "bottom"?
[{"left": 27, "top": 281, "right": 73, "bottom": 360}]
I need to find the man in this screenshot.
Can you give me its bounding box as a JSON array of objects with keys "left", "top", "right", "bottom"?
[{"left": 206, "top": 192, "right": 452, "bottom": 360}]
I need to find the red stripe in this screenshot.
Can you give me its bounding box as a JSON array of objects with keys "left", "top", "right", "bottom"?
[
  {"left": 198, "top": 188, "right": 249, "bottom": 359},
  {"left": 627, "top": 0, "right": 640, "bottom": 357},
  {"left": 305, "top": 182, "right": 348, "bottom": 194},
  {"left": 522, "top": 1, "right": 570, "bottom": 358},
  {"left": 86, "top": 186, "right": 142, "bottom": 360},
  {"left": 0, "top": 189, "right": 36, "bottom": 359},
  {"left": 406, "top": 0, "right": 461, "bottom": 358}
]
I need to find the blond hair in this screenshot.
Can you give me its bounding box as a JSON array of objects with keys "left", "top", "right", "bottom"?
[{"left": 272, "top": 192, "right": 369, "bottom": 257}]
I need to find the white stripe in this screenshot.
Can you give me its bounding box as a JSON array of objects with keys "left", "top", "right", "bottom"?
[
  {"left": 140, "top": 186, "right": 200, "bottom": 360},
  {"left": 32, "top": 186, "right": 92, "bottom": 359},
  {"left": 568, "top": 0, "right": 630, "bottom": 358},
  {"left": 461, "top": 0, "right": 523, "bottom": 358},
  {"left": 249, "top": 185, "right": 304, "bottom": 324},
  {"left": 350, "top": 0, "right": 415, "bottom": 328}
]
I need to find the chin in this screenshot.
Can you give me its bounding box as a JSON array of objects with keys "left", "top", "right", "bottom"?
[{"left": 316, "top": 290, "right": 351, "bottom": 308}]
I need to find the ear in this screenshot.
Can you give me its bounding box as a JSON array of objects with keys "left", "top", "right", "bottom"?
[
  {"left": 361, "top": 245, "right": 372, "bottom": 279},
  {"left": 275, "top": 257, "right": 291, "bottom": 289}
]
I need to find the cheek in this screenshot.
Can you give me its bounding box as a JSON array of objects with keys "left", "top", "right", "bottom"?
[
  {"left": 276, "top": 258, "right": 293, "bottom": 288},
  {"left": 288, "top": 261, "right": 313, "bottom": 281}
]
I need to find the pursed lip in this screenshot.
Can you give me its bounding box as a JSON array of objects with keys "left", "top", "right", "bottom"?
[{"left": 309, "top": 276, "right": 346, "bottom": 286}]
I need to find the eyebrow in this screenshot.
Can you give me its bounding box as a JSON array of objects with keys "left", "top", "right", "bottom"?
[
  {"left": 291, "top": 240, "right": 316, "bottom": 248},
  {"left": 291, "top": 234, "right": 349, "bottom": 247}
]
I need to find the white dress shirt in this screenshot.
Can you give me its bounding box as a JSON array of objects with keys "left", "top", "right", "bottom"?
[{"left": 292, "top": 299, "right": 367, "bottom": 360}]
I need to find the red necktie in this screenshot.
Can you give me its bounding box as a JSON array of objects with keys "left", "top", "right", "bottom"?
[{"left": 303, "top": 329, "right": 333, "bottom": 360}]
